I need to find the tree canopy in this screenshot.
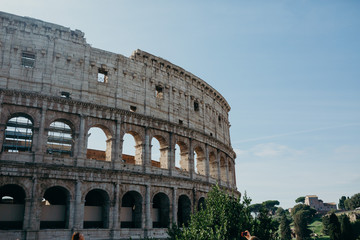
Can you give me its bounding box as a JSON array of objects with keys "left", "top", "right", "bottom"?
[{"left": 295, "top": 196, "right": 305, "bottom": 204}]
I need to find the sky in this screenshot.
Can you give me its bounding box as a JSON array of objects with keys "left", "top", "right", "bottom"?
[{"left": 2, "top": 0, "right": 360, "bottom": 209}]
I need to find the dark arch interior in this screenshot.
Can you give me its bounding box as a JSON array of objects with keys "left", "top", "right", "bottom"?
[
  {"left": 177, "top": 195, "right": 191, "bottom": 227},
  {"left": 153, "top": 192, "right": 170, "bottom": 228},
  {"left": 121, "top": 191, "right": 142, "bottom": 228},
  {"left": 0, "top": 184, "right": 25, "bottom": 229},
  {"left": 84, "top": 189, "right": 109, "bottom": 229}
]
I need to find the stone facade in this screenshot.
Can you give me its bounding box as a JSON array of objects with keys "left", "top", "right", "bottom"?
[
  {"left": 0, "top": 11, "right": 237, "bottom": 240},
  {"left": 304, "top": 195, "right": 337, "bottom": 213}
]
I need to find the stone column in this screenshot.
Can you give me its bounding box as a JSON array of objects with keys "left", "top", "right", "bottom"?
[
  {"left": 0, "top": 94, "right": 4, "bottom": 149},
  {"left": 34, "top": 103, "right": 47, "bottom": 162},
  {"left": 188, "top": 138, "right": 194, "bottom": 179},
  {"left": 167, "top": 132, "right": 174, "bottom": 175},
  {"left": 172, "top": 187, "right": 177, "bottom": 225},
  {"left": 144, "top": 184, "right": 151, "bottom": 236},
  {"left": 226, "top": 157, "right": 230, "bottom": 187},
  {"left": 111, "top": 182, "right": 120, "bottom": 239},
  {"left": 205, "top": 144, "right": 210, "bottom": 182},
  {"left": 217, "top": 149, "right": 221, "bottom": 183},
  {"left": 24, "top": 177, "right": 38, "bottom": 230},
  {"left": 112, "top": 117, "right": 122, "bottom": 170},
  {"left": 143, "top": 128, "right": 151, "bottom": 172},
  {"left": 75, "top": 114, "right": 86, "bottom": 166},
  {"left": 72, "top": 180, "right": 83, "bottom": 229}
]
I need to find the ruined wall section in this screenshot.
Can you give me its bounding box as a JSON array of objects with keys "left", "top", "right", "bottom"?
[{"left": 0, "top": 11, "right": 232, "bottom": 147}]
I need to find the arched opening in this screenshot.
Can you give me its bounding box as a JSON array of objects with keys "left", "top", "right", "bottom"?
[
  {"left": 122, "top": 132, "right": 141, "bottom": 165},
  {"left": 152, "top": 192, "right": 170, "bottom": 228},
  {"left": 40, "top": 186, "right": 70, "bottom": 229},
  {"left": 121, "top": 191, "right": 142, "bottom": 228},
  {"left": 194, "top": 146, "right": 205, "bottom": 175},
  {"left": 228, "top": 161, "right": 234, "bottom": 185},
  {"left": 151, "top": 136, "right": 168, "bottom": 169},
  {"left": 197, "top": 197, "right": 206, "bottom": 211},
  {"left": 175, "top": 141, "right": 189, "bottom": 171},
  {"left": 177, "top": 195, "right": 191, "bottom": 227},
  {"left": 2, "top": 115, "right": 33, "bottom": 152},
  {"left": 86, "top": 126, "right": 112, "bottom": 161},
  {"left": 209, "top": 152, "right": 218, "bottom": 179},
  {"left": 220, "top": 156, "right": 227, "bottom": 183},
  {"left": 0, "top": 184, "right": 25, "bottom": 229},
  {"left": 84, "top": 189, "right": 109, "bottom": 228},
  {"left": 47, "top": 120, "right": 73, "bottom": 157}
]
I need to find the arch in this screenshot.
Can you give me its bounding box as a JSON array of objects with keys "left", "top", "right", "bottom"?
[
  {"left": 121, "top": 191, "right": 142, "bottom": 228},
  {"left": 40, "top": 186, "right": 70, "bottom": 229},
  {"left": 84, "top": 189, "right": 110, "bottom": 228},
  {"left": 152, "top": 192, "right": 170, "bottom": 228},
  {"left": 2, "top": 115, "right": 33, "bottom": 152},
  {"left": 151, "top": 135, "right": 168, "bottom": 169},
  {"left": 0, "top": 184, "right": 26, "bottom": 229},
  {"left": 197, "top": 197, "right": 206, "bottom": 211},
  {"left": 177, "top": 195, "right": 191, "bottom": 227},
  {"left": 122, "top": 131, "right": 143, "bottom": 165},
  {"left": 175, "top": 141, "right": 189, "bottom": 171},
  {"left": 209, "top": 151, "right": 218, "bottom": 179},
  {"left": 86, "top": 125, "right": 113, "bottom": 162},
  {"left": 46, "top": 120, "right": 74, "bottom": 157},
  {"left": 194, "top": 145, "right": 205, "bottom": 175}
]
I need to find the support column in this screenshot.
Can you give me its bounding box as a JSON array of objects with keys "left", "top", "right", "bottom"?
[
  {"left": 167, "top": 133, "right": 174, "bottom": 176},
  {"left": 0, "top": 95, "right": 4, "bottom": 150},
  {"left": 24, "top": 177, "right": 39, "bottom": 230},
  {"left": 205, "top": 144, "right": 210, "bottom": 182},
  {"left": 226, "top": 157, "right": 230, "bottom": 187},
  {"left": 144, "top": 184, "right": 151, "bottom": 237},
  {"left": 34, "top": 103, "right": 47, "bottom": 162},
  {"left": 217, "top": 150, "right": 221, "bottom": 183},
  {"left": 143, "top": 128, "right": 151, "bottom": 172},
  {"left": 72, "top": 180, "right": 83, "bottom": 229},
  {"left": 111, "top": 182, "right": 120, "bottom": 239},
  {"left": 75, "top": 114, "right": 86, "bottom": 166},
  {"left": 189, "top": 138, "right": 194, "bottom": 179},
  {"left": 112, "top": 117, "right": 122, "bottom": 170},
  {"left": 172, "top": 187, "right": 177, "bottom": 225}
]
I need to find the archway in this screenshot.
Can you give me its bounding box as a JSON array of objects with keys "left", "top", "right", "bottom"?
[
  {"left": 152, "top": 192, "right": 170, "bottom": 228},
  {"left": 86, "top": 126, "right": 112, "bottom": 161},
  {"left": 0, "top": 184, "right": 26, "bottom": 229},
  {"left": 84, "top": 189, "right": 109, "bottom": 228},
  {"left": 121, "top": 191, "right": 142, "bottom": 228},
  {"left": 40, "top": 186, "right": 70, "bottom": 229},
  {"left": 177, "top": 195, "right": 191, "bottom": 227}
]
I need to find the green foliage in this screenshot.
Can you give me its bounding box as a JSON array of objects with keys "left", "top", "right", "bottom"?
[
  {"left": 279, "top": 214, "right": 292, "bottom": 240},
  {"left": 293, "top": 210, "right": 312, "bottom": 240},
  {"left": 291, "top": 204, "right": 316, "bottom": 220},
  {"left": 328, "top": 213, "right": 341, "bottom": 240},
  {"left": 168, "top": 185, "right": 254, "bottom": 240},
  {"left": 339, "top": 214, "right": 353, "bottom": 240},
  {"left": 253, "top": 206, "right": 279, "bottom": 240},
  {"left": 249, "top": 203, "right": 263, "bottom": 215},
  {"left": 295, "top": 197, "right": 305, "bottom": 204},
  {"left": 338, "top": 196, "right": 346, "bottom": 210},
  {"left": 322, "top": 215, "right": 330, "bottom": 235}
]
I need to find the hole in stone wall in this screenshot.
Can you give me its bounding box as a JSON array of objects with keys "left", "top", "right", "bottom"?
[
  {"left": 21, "top": 52, "right": 35, "bottom": 68},
  {"left": 130, "top": 106, "right": 137, "bottom": 112},
  {"left": 194, "top": 101, "right": 199, "bottom": 112},
  {"left": 155, "top": 85, "right": 163, "bottom": 99},
  {"left": 60, "top": 91, "right": 71, "bottom": 98},
  {"left": 97, "top": 68, "right": 108, "bottom": 83}
]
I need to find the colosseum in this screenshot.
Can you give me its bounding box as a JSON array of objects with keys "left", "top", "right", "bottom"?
[{"left": 0, "top": 11, "right": 237, "bottom": 240}]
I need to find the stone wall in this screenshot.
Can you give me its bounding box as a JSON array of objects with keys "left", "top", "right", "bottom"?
[{"left": 0, "top": 11, "right": 238, "bottom": 240}]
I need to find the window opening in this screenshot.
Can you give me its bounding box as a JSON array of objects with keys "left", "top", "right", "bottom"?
[
  {"left": 21, "top": 52, "right": 35, "bottom": 68},
  {"left": 194, "top": 101, "right": 199, "bottom": 112},
  {"left": 47, "top": 121, "right": 73, "bottom": 156},
  {"left": 97, "top": 68, "right": 108, "bottom": 83},
  {"left": 2, "top": 116, "right": 33, "bottom": 152},
  {"left": 155, "top": 85, "right": 163, "bottom": 98},
  {"left": 130, "top": 106, "right": 137, "bottom": 112},
  {"left": 60, "top": 91, "right": 71, "bottom": 98},
  {"left": 178, "top": 120, "right": 183, "bottom": 125}
]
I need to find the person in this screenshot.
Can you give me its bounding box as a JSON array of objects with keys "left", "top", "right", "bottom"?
[
  {"left": 243, "top": 230, "right": 261, "bottom": 240},
  {"left": 72, "top": 232, "right": 85, "bottom": 240}
]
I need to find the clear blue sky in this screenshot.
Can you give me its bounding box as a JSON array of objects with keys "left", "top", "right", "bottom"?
[{"left": 3, "top": 0, "right": 360, "bottom": 209}]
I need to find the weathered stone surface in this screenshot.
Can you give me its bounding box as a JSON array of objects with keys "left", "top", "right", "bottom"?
[{"left": 0, "top": 11, "right": 238, "bottom": 240}]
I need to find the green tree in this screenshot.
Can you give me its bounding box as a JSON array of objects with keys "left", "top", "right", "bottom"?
[
  {"left": 295, "top": 197, "right": 305, "bottom": 204},
  {"left": 338, "top": 196, "right": 347, "bottom": 210},
  {"left": 349, "top": 193, "right": 360, "bottom": 210},
  {"left": 168, "top": 185, "right": 254, "bottom": 240},
  {"left": 322, "top": 215, "right": 330, "bottom": 235},
  {"left": 253, "top": 206, "right": 279, "bottom": 240},
  {"left": 279, "top": 214, "right": 292, "bottom": 240},
  {"left": 249, "top": 203, "right": 263, "bottom": 217},
  {"left": 291, "top": 204, "right": 316, "bottom": 219},
  {"left": 262, "top": 200, "right": 280, "bottom": 215},
  {"left": 293, "top": 210, "right": 311, "bottom": 240},
  {"left": 328, "top": 213, "right": 341, "bottom": 240},
  {"left": 339, "top": 214, "right": 353, "bottom": 240}
]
